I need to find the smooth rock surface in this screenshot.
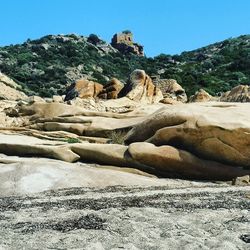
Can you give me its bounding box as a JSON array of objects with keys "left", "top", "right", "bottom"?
[
  {"left": 125, "top": 102, "right": 250, "bottom": 168},
  {"left": 0, "top": 155, "right": 170, "bottom": 196},
  {"left": 128, "top": 142, "right": 249, "bottom": 180}
]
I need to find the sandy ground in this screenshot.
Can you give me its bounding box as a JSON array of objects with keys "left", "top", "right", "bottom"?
[{"left": 0, "top": 185, "right": 249, "bottom": 249}]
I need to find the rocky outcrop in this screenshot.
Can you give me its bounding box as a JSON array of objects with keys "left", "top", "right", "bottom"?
[
  {"left": 64, "top": 79, "right": 103, "bottom": 101},
  {"left": 220, "top": 85, "right": 250, "bottom": 102},
  {"left": 128, "top": 142, "right": 248, "bottom": 180},
  {"left": 98, "top": 78, "right": 124, "bottom": 99},
  {"left": 64, "top": 70, "right": 165, "bottom": 104},
  {"left": 189, "top": 89, "right": 214, "bottom": 102},
  {"left": 0, "top": 133, "right": 248, "bottom": 180},
  {"left": 2, "top": 99, "right": 250, "bottom": 181},
  {"left": 0, "top": 155, "right": 164, "bottom": 196},
  {"left": 153, "top": 78, "right": 187, "bottom": 103},
  {"left": 0, "top": 72, "right": 27, "bottom": 101},
  {"left": 125, "top": 102, "right": 250, "bottom": 169},
  {"left": 111, "top": 31, "right": 144, "bottom": 56},
  {"left": 119, "top": 70, "right": 163, "bottom": 104}
]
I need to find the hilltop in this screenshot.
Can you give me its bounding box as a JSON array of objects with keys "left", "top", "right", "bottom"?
[{"left": 0, "top": 33, "right": 249, "bottom": 97}]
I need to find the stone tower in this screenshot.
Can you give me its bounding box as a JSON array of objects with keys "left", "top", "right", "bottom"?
[{"left": 111, "top": 31, "right": 144, "bottom": 56}]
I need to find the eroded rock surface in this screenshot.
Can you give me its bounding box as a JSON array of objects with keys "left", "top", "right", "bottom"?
[
  {"left": 125, "top": 102, "right": 250, "bottom": 169},
  {"left": 119, "top": 69, "right": 163, "bottom": 104},
  {"left": 0, "top": 72, "right": 27, "bottom": 101},
  {"left": 64, "top": 79, "right": 103, "bottom": 101},
  {"left": 189, "top": 88, "right": 214, "bottom": 102},
  {"left": 154, "top": 78, "right": 187, "bottom": 103},
  {"left": 220, "top": 85, "right": 250, "bottom": 102}
]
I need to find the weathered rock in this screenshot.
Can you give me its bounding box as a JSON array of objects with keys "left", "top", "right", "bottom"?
[
  {"left": 18, "top": 102, "right": 84, "bottom": 119},
  {"left": 111, "top": 31, "right": 144, "bottom": 56},
  {"left": 128, "top": 142, "right": 248, "bottom": 180},
  {"left": 98, "top": 78, "right": 124, "bottom": 99},
  {"left": 159, "top": 98, "right": 182, "bottom": 105},
  {"left": 27, "top": 95, "right": 46, "bottom": 104},
  {"left": 232, "top": 175, "right": 250, "bottom": 186},
  {"left": 0, "top": 132, "right": 248, "bottom": 180},
  {"left": 153, "top": 78, "right": 187, "bottom": 103},
  {"left": 52, "top": 95, "right": 63, "bottom": 103},
  {"left": 0, "top": 134, "right": 79, "bottom": 162},
  {"left": 0, "top": 73, "right": 27, "bottom": 101},
  {"left": 119, "top": 70, "right": 163, "bottom": 104},
  {"left": 220, "top": 85, "right": 250, "bottom": 102},
  {"left": 189, "top": 89, "right": 214, "bottom": 102},
  {"left": 64, "top": 79, "right": 103, "bottom": 101},
  {"left": 0, "top": 156, "right": 166, "bottom": 196},
  {"left": 40, "top": 114, "right": 145, "bottom": 137},
  {"left": 125, "top": 102, "right": 250, "bottom": 169}
]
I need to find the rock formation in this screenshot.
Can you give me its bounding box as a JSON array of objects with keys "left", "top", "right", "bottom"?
[
  {"left": 111, "top": 31, "right": 144, "bottom": 56},
  {"left": 119, "top": 70, "right": 163, "bottom": 104},
  {"left": 98, "top": 78, "right": 124, "bottom": 99},
  {"left": 64, "top": 79, "right": 103, "bottom": 101},
  {"left": 189, "top": 89, "right": 214, "bottom": 102},
  {"left": 1, "top": 98, "right": 250, "bottom": 181},
  {"left": 125, "top": 102, "right": 250, "bottom": 169},
  {"left": 220, "top": 85, "right": 250, "bottom": 102},
  {"left": 0, "top": 72, "right": 27, "bottom": 101},
  {"left": 153, "top": 78, "right": 187, "bottom": 103}
]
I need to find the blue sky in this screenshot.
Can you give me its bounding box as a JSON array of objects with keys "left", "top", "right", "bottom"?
[{"left": 1, "top": 0, "right": 250, "bottom": 56}]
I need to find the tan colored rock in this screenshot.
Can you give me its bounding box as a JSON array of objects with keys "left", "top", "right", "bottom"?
[
  {"left": 0, "top": 73, "right": 27, "bottom": 101},
  {"left": 125, "top": 102, "right": 250, "bottom": 169},
  {"left": 0, "top": 134, "right": 80, "bottom": 162},
  {"left": 159, "top": 98, "right": 182, "bottom": 105},
  {"left": 154, "top": 79, "right": 187, "bottom": 103},
  {"left": 18, "top": 102, "right": 84, "bottom": 119},
  {"left": 52, "top": 95, "right": 63, "bottom": 103},
  {"left": 0, "top": 132, "right": 248, "bottom": 180},
  {"left": 220, "top": 85, "right": 250, "bottom": 102},
  {"left": 27, "top": 95, "right": 46, "bottom": 103},
  {"left": 64, "top": 79, "right": 103, "bottom": 101},
  {"left": 98, "top": 78, "right": 124, "bottom": 99},
  {"left": 189, "top": 89, "right": 214, "bottom": 102},
  {"left": 232, "top": 175, "right": 250, "bottom": 186},
  {"left": 40, "top": 114, "right": 145, "bottom": 137},
  {"left": 128, "top": 142, "right": 249, "bottom": 180},
  {"left": 120, "top": 70, "right": 163, "bottom": 104},
  {"left": 75, "top": 79, "right": 103, "bottom": 99}
]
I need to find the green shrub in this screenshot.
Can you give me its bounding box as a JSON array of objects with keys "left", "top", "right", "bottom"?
[{"left": 66, "top": 138, "right": 81, "bottom": 143}]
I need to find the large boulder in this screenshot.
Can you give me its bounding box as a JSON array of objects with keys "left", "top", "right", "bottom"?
[
  {"left": 189, "top": 89, "right": 214, "bottom": 102},
  {"left": 119, "top": 70, "right": 163, "bottom": 104},
  {"left": 125, "top": 102, "right": 250, "bottom": 169},
  {"left": 128, "top": 142, "right": 249, "bottom": 180},
  {"left": 0, "top": 72, "right": 27, "bottom": 101},
  {"left": 0, "top": 133, "right": 248, "bottom": 180},
  {"left": 98, "top": 78, "right": 124, "bottom": 99},
  {"left": 220, "top": 85, "right": 250, "bottom": 102},
  {"left": 64, "top": 79, "right": 103, "bottom": 101},
  {"left": 153, "top": 78, "right": 187, "bottom": 103}
]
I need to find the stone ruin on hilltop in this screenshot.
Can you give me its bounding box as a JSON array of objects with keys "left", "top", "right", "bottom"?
[{"left": 111, "top": 31, "right": 144, "bottom": 56}]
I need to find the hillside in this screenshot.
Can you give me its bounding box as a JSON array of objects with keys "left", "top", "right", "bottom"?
[{"left": 0, "top": 34, "right": 249, "bottom": 97}]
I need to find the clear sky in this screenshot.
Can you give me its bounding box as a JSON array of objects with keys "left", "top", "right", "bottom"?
[{"left": 1, "top": 0, "right": 250, "bottom": 57}]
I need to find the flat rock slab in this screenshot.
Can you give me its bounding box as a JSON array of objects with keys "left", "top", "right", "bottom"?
[
  {"left": 0, "top": 185, "right": 249, "bottom": 249},
  {"left": 0, "top": 155, "right": 184, "bottom": 196}
]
